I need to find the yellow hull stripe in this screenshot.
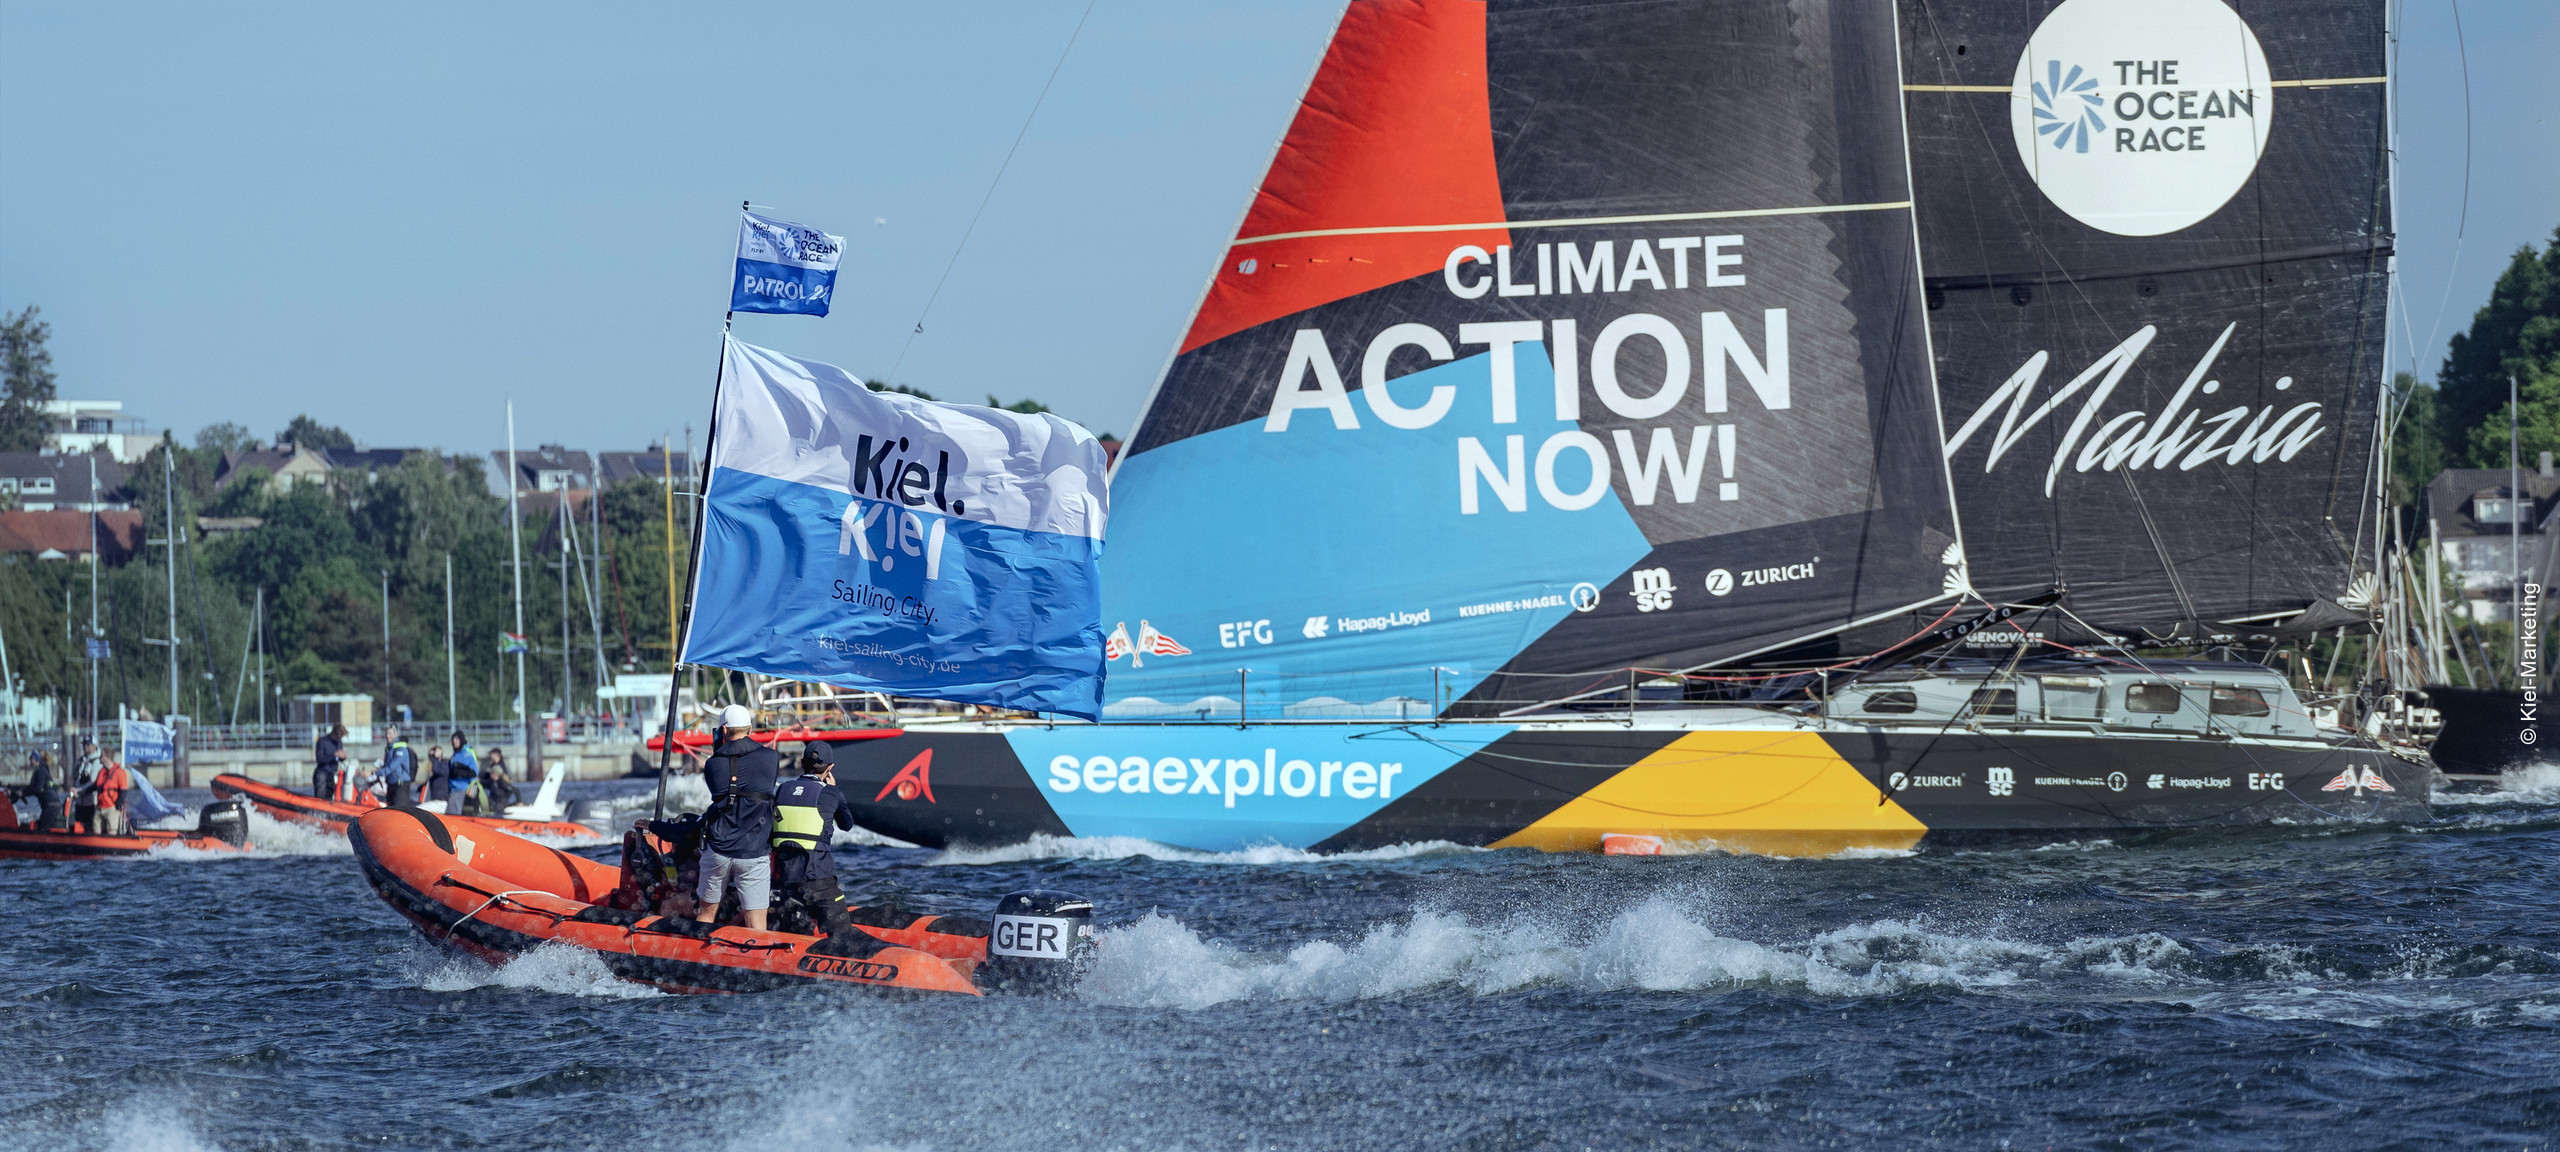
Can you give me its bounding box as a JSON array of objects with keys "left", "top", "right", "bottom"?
[{"left": 1489, "top": 731, "right": 1926, "bottom": 857}]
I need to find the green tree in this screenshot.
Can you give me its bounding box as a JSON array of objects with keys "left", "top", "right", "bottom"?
[
  {"left": 276, "top": 414, "right": 354, "bottom": 451},
  {"left": 2388, "top": 372, "right": 2442, "bottom": 506},
  {"left": 195, "top": 421, "right": 258, "bottom": 453},
  {"left": 2440, "top": 227, "right": 2560, "bottom": 466},
  {"left": 0, "top": 306, "right": 58, "bottom": 453}
]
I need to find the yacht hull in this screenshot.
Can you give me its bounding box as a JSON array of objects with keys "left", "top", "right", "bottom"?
[{"left": 838, "top": 722, "right": 2429, "bottom": 856}]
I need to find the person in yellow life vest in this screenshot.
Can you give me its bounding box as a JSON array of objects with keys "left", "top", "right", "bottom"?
[
  {"left": 91, "top": 757, "right": 131, "bottom": 836},
  {"left": 770, "top": 741, "right": 856, "bottom": 937}
]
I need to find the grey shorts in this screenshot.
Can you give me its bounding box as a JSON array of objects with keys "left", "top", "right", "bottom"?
[{"left": 696, "top": 849, "right": 771, "bottom": 911}]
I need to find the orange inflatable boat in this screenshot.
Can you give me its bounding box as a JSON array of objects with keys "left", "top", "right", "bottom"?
[
  {"left": 348, "top": 807, "right": 1055, "bottom": 995},
  {"left": 213, "top": 773, "right": 603, "bottom": 841},
  {"left": 0, "top": 798, "right": 250, "bottom": 860}
]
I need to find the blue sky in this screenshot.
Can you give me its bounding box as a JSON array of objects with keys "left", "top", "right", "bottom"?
[{"left": 1, "top": 2, "right": 2552, "bottom": 457}]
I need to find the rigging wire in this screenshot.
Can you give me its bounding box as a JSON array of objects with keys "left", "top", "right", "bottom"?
[{"left": 883, "top": 0, "right": 1099, "bottom": 386}]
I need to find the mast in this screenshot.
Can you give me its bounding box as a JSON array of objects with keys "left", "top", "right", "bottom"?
[
  {"left": 558, "top": 495, "right": 571, "bottom": 729},
  {"left": 445, "top": 552, "right": 456, "bottom": 722},
  {"left": 87, "top": 455, "right": 98, "bottom": 746},
  {"left": 508, "top": 403, "right": 533, "bottom": 778},
  {"left": 163, "top": 446, "right": 179, "bottom": 721}
]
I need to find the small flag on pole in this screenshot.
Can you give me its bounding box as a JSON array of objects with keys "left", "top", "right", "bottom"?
[
  {"left": 732, "top": 210, "right": 843, "bottom": 317},
  {"left": 499, "top": 632, "right": 529, "bottom": 654}
]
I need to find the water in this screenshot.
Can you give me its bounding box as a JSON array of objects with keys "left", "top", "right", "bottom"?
[{"left": 6, "top": 774, "right": 2558, "bottom": 1151}]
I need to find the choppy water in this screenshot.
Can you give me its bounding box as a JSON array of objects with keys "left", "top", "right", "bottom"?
[{"left": 6, "top": 772, "right": 2558, "bottom": 1151}]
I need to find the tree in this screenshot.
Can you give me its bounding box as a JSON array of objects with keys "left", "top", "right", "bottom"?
[
  {"left": 0, "top": 306, "right": 58, "bottom": 453},
  {"left": 276, "top": 414, "right": 354, "bottom": 451},
  {"left": 2388, "top": 372, "right": 2442, "bottom": 506},
  {"left": 196, "top": 422, "right": 258, "bottom": 453},
  {"left": 2440, "top": 227, "right": 2560, "bottom": 466}
]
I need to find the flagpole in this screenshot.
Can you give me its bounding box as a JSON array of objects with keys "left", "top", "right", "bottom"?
[{"left": 655, "top": 201, "right": 745, "bottom": 823}]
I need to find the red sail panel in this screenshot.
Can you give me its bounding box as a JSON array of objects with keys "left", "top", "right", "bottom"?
[{"left": 1178, "top": 0, "right": 1509, "bottom": 355}]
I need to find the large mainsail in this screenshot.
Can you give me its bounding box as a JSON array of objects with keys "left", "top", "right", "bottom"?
[
  {"left": 1101, "top": 0, "right": 1961, "bottom": 718},
  {"left": 1900, "top": 0, "right": 2389, "bottom": 638}
]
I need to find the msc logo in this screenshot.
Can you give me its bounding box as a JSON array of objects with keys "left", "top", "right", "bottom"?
[
  {"left": 1630, "top": 568, "right": 1674, "bottom": 612},
  {"left": 1986, "top": 766, "right": 2016, "bottom": 796},
  {"left": 797, "top": 954, "right": 899, "bottom": 982}
]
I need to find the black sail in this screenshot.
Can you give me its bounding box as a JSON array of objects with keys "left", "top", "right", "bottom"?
[{"left": 1899, "top": 0, "right": 2390, "bottom": 639}]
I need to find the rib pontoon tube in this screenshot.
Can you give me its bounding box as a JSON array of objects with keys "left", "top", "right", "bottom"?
[
  {"left": 214, "top": 773, "right": 602, "bottom": 841},
  {"left": 347, "top": 808, "right": 983, "bottom": 995},
  {"left": 0, "top": 799, "right": 251, "bottom": 860}
]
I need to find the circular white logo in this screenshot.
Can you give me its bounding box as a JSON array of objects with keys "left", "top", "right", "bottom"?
[
  {"left": 1888, "top": 771, "right": 1908, "bottom": 790},
  {"left": 2107, "top": 771, "right": 2128, "bottom": 792},
  {"left": 2009, "top": 0, "right": 2273, "bottom": 236},
  {"left": 1703, "top": 569, "right": 1734, "bottom": 597},
  {"left": 1569, "top": 582, "right": 1601, "bottom": 612}
]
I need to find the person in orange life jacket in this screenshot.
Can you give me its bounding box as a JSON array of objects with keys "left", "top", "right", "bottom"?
[
  {"left": 771, "top": 741, "right": 857, "bottom": 936},
  {"left": 444, "top": 732, "right": 479, "bottom": 814},
  {"left": 314, "top": 723, "right": 347, "bottom": 800},
  {"left": 90, "top": 755, "right": 131, "bottom": 836},
  {"left": 693, "top": 704, "right": 779, "bottom": 931}
]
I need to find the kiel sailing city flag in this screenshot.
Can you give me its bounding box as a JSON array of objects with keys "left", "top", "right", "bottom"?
[
  {"left": 731, "top": 210, "right": 843, "bottom": 317},
  {"left": 681, "top": 339, "right": 1111, "bottom": 718}
]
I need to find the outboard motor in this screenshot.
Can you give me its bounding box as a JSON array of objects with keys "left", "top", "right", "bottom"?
[
  {"left": 195, "top": 799, "right": 250, "bottom": 848},
  {"left": 982, "top": 890, "right": 1095, "bottom": 993}
]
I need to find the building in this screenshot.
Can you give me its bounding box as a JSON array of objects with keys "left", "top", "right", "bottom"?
[
  {"left": 215, "top": 445, "right": 444, "bottom": 494},
  {"left": 494, "top": 445, "right": 595, "bottom": 495},
  {"left": 216, "top": 444, "right": 334, "bottom": 493},
  {"left": 0, "top": 451, "right": 131, "bottom": 512},
  {"left": 0, "top": 509, "right": 144, "bottom": 562},
  {"left": 40, "top": 400, "right": 159, "bottom": 463},
  {"left": 597, "top": 447, "right": 692, "bottom": 489},
  {"left": 2422, "top": 458, "right": 2560, "bottom": 622}
]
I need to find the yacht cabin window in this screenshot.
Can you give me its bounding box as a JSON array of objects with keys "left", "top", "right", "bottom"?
[{"left": 2124, "top": 683, "right": 2184, "bottom": 714}]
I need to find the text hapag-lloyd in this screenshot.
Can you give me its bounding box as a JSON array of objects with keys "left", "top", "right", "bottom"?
[
  {"left": 1046, "top": 751, "right": 1405, "bottom": 809},
  {"left": 1260, "top": 238, "right": 1782, "bottom": 514},
  {"left": 837, "top": 434, "right": 965, "bottom": 580}
]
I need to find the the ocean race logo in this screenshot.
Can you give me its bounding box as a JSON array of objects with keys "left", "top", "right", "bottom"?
[{"left": 2008, "top": 0, "right": 2274, "bottom": 236}]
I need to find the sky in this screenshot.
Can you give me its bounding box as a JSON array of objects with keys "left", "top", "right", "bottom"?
[{"left": 1, "top": 1, "right": 2553, "bottom": 459}]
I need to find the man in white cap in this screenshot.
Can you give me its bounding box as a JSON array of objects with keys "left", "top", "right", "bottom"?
[{"left": 692, "top": 704, "right": 781, "bottom": 931}]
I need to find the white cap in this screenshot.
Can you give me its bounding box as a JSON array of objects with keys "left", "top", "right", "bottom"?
[{"left": 716, "top": 704, "right": 756, "bottom": 730}]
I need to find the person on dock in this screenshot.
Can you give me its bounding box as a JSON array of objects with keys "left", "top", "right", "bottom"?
[
  {"left": 314, "top": 724, "right": 346, "bottom": 800},
  {"left": 444, "top": 732, "right": 479, "bottom": 815},
  {"left": 377, "top": 726, "right": 416, "bottom": 809},
  {"left": 480, "top": 748, "right": 522, "bottom": 813},
  {"left": 692, "top": 704, "right": 777, "bottom": 931},
  {"left": 771, "top": 741, "right": 856, "bottom": 936}
]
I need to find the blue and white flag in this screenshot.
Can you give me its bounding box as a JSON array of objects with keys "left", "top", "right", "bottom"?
[
  {"left": 731, "top": 210, "right": 842, "bottom": 317},
  {"left": 121, "top": 719, "right": 175, "bottom": 765},
  {"left": 682, "top": 338, "right": 1110, "bottom": 718}
]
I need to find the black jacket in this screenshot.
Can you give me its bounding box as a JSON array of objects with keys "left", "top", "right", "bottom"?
[
  {"left": 772, "top": 775, "right": 854, "bottom": 881},
  {"left": 701, "top": 736, "right": 781, "bottom": 858}
]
